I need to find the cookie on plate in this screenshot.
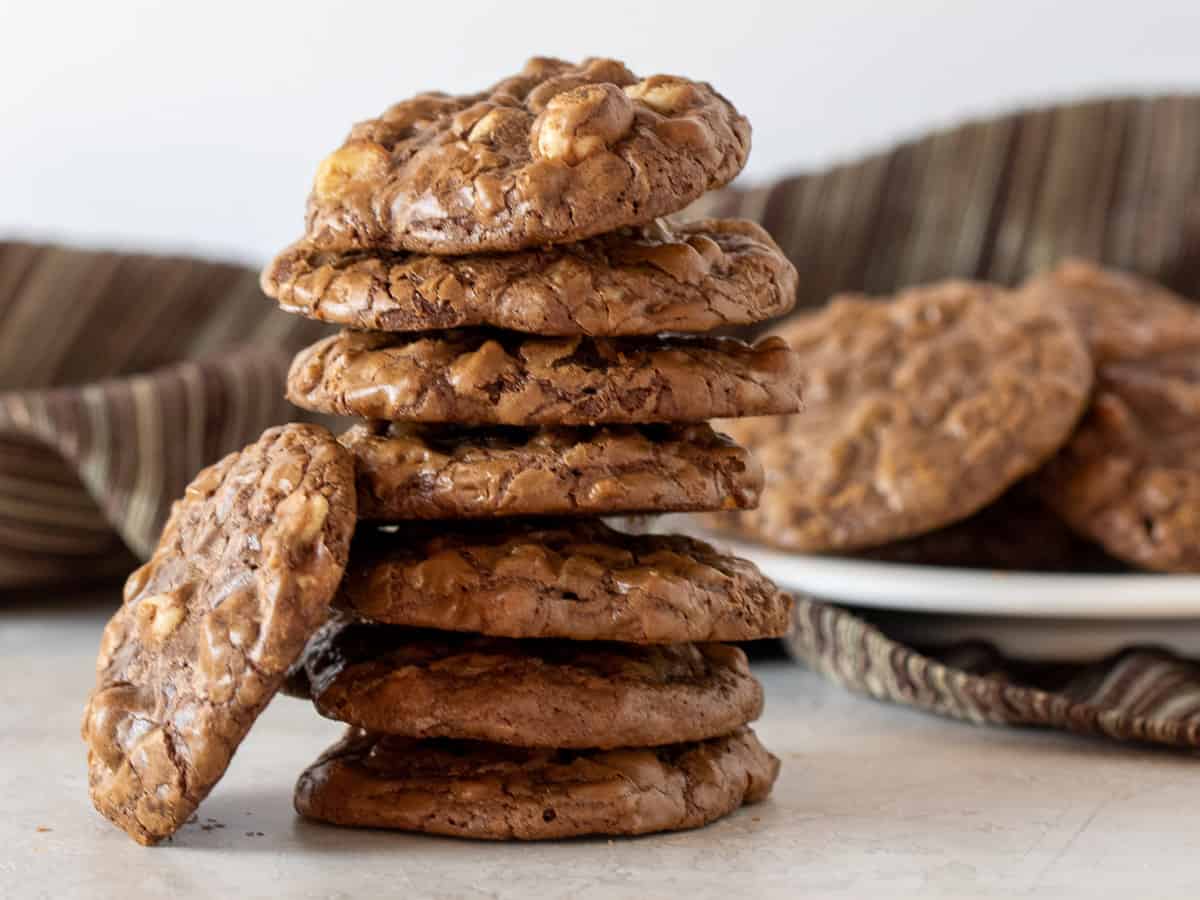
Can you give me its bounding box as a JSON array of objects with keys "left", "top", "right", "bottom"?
[
  {"left": 263, "top": 219, "right": 796, "bottom": 336},
  {"left": 81, "top": 424, "right": 356, "bottom": 845},
  {"left": 712, "top": 280, "right": 1093, "bottom": 552},
  {"left": 343, "top": 421, "right": 762, "bottom": 520},
  {"left": 287, "top": 329, "right": 804, "bottom": 426},
  {"left": 304, "top": 57, "right": 750, "bottom": 254},
  {"left": 301, "top": 619, "right": 762, "bottom": 749},
  {"left": 295, "top": 727, "right": 779, "bottom": 840},
  {"left": 337, "top": 518, "right": 792, "bottom": 643},
  {"left": 1023, "top": 262, "right": 1200, "bottom": 572}
]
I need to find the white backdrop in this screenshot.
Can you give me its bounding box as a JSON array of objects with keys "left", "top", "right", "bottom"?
[{"left": 5, "top": 0, "right": 1199, "bottom": 264}]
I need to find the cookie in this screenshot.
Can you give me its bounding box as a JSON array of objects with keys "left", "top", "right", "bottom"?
[
  {"left": 304, "top": 57, "right": 750, "bottom": 254},
  {"left": 337, "top": 519, "right": 792, "bottom": 643},
  {"left": 1027, "top": 263, "right": 1200, "bottom": 572},
  {"left": 294, "top": 727, "right": 779, "bottom": 840},
  {"left": 80, "top": 424, "right": 356, "bottom": 845},
  {"left": 287, "top": 329, "right": 804, "bottom": 426},
  {"left": 860, "top": 487, "right": 1121, "bottom": 572},
  {"left": 263, "top": 219, "right": 796, "bottom": 336},
  {"left": 712, "top": 280, "right": 1093, "bottom": 552},
  {"left": 343, "top": 421, "right": 762, "bottom": 520},
  {"left": 1020, "top": 259, "right": 1200, "bottom": 366},
  {"left": 301, "top": 620, "right": 762, "bottom": 749},
  {"left": 1039, "top": 351, "right": 1200, "bottom": 573}
]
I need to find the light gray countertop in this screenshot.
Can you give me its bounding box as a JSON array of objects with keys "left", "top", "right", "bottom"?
[{"left": 2, "top": 593, "right": 1197, "bottom": 900}]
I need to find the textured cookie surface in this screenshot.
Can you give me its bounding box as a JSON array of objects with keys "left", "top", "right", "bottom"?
[
  {"left": 301, "top": 619, "right": 762, "bottom": 748},
  {"left": 264, "top": 219, "right": 795, "bottom": 336},
  {"left": 343, "top": 421, "right": 762, "bottom": 519},
  {"left": 295, "top": 727, "right": 779, "bottom": 840},
  {"left": 80, "top": 424, "right": 356, "bottom": 845},
  {"left": 713, "top": 280, "right": 1093, "bottom": 552},
  {"left": 337, "top": 519, "right": 791, "bottom": 643},
  {"left": 287, "top": 329, "right": 803, "bottom": 426},
  {"left": 304, "top": 57, "right": 750, "bottom": 254}
]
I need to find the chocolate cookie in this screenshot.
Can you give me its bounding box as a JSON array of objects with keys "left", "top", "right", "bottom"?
[
  {"left": 287, "top": 329, "right": 804, "bottom": 426},
  {"left": 301, "top": 620, "right": 762, "bottom": 749},
  {"left": 337, "top": 519, "right": 792, "bottom": 643},
  {"left": 1040, "top": 351, "right": 1200, "bottom": 573},
  {"left": 343, "top": 421, "right": 762, "bottom": 519},
  {"left": 263, "top": 219, "right": 796, "bottom": 336},
  {"left": 713, "top": 281, "right": 1093, "bottom": 552},
  {"left": 1028, "top": 263, "right": 1200, "bottom": 572},
  {"left": 304, "top": 57, "right": 750, "bottom": 254},
  {"left": 294, "top": 727, "right": 779, "bottom": 840},
  {"left": 81, "top": 424, "right": 356, "bottom": 845},
  {"left": 860, "top": 487, "right": 1121, "bottom": 572}
]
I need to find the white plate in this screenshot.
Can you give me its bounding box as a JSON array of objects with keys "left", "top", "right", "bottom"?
[{"left": 670, "top": 521, "right": 1200, "bottom": 659}]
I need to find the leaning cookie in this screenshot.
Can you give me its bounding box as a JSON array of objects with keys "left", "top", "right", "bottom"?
[
  {"left": 295, "top": 727, "right": 779, "bottom": 840},
  {"left": 301, "top": 619, "right": 762, "bottom": 749},
  {"left": 711, "top": 280, "right": 1093, "bottom": 553},
  {"left": 337, "top": 519, "right": 792, "bottom": 643},
  {"left": 287, "top": 329, "right": 804, "bottom": 426},
  {"left": 81, "top": 425, "right": 356, "bottom": 845},
  {"left": 343, "top": 422, "right": 762, "bottom": 519},
  {"left": 304, "top": 57, "right": 750, "bottom": 254},
  {"left": 263, "top": 219, "right": 796, "bottom": 336}
]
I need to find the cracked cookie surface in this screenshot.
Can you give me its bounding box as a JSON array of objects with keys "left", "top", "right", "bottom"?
[
  {"left": 263, "top": 219, "right": 795, "bottom": 336},
  {"left": 80, "top": 424, "right": 356, "bottom": 845},
  {"left": 711, "top": 280, "right": 1093, "bottom": 552},
  {"left": 304, "top": 57, "right": 750, "bottom": 254},
  {"left": 343, "top": 421, "right": 762, "bottom": 519},
  {"left": 295, "top": 726, "right": 779, "bottom": 840},
  {"left": 287, "top": 329, "right": 803, "bottom": 426},
  {"left": 300, "top": 619, "right": 762, "bottom": 749},
  {"left": 337, "top": 519, "right": 791, "bottom": 643},
  {"left": 1032, "top": 262, "right": 1200, "bottom": 572}
]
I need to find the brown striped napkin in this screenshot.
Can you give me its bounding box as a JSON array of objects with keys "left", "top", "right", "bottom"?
[
  {"left": 3, "top": 95, "right": 1199, "bottom": 749},
  {"left": 0, "top": 241, "right": 323, "bottom": 586}
]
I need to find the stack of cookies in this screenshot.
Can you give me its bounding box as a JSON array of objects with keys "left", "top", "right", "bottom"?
[
  {"left": 260, "top": 58, "right": 803, "bottom": 840},
  {"left": 83, "top": 57, "right": 804, "bottom": 847}
]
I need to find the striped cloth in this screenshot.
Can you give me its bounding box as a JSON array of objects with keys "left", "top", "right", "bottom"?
[
  {"left": 0, "top": 241, "right": 323, "bottom": 585},
  {"left": 2, "top": 96, "right": 1198, "bottom": 749}
]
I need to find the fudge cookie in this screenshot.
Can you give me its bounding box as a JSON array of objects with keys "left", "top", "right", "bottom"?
[
  {"left": 294, "top": 727, "right": 779, "bottom": 840},
  {"left": 1028, "top": 263, "right": 1200, "bottom": 572},
  {"left": 860, "top": 487, "right": 1120, "bottom": 572},
  {"left": 287, "top": 329, "right": 804, "bottom": 426},
  {"left": 301, "top": 620, "right": 762, "bottom": 749},
  {"left": 337, "top": 519, "right": 792, "bottom": 643},
  {"left": 80, "top": 424, "right": 356, "bottom": 845},
  {"left": 342, "top": 421, "right": 762, "bottom": 519},
  {"left": 304, "top": 57, "right": 750, "bottom": 254},
  {"left": 1039, "top": 350, "right": 1200, "bottom": 572},
  {"left": 1020, "top": 259, "right": 1200, "bottom": 365},
  {"left": 713, "top": 281, "right": 1093, "bottom": 552},
  {"left": 263, "top": 219, "right": 796, "bottom": 336}
]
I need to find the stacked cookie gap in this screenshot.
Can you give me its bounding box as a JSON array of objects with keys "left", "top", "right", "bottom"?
[{"left": 263, "top": 57, "right": 805, "bottom": 839}]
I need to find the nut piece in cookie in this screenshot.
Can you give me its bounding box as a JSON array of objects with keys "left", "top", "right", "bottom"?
[
  {"left": 295, "top": 727, "right": 779, "bottom": 840},
  {"left": 261, "top": 219, "right": 797, "bottom": 336},
  {"left": 337, "top": 518, "right": 792, "bottom": 643},
  {"left": 711, "top": 280, "right": 1093, "bottom": 552},
  {"left": 81, "top": 424, "right": 356, "bottom": 845},
  {"left": 286, "top": 329, "right": 805, "bottom": 426},
  {"left": 1030, "top": 262, "right": 1200, "bottom": 572},
  {"left": 300, "top": 619, "right": 763, "bottom": 749},
  {"left": 342, "top": 422, "right": 763, "bottom": 520},
  {"left": 304, "top": 57, "right": 751, "bottom": 254}
]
